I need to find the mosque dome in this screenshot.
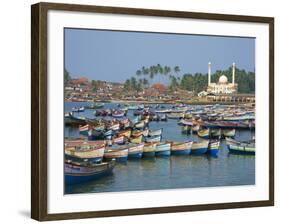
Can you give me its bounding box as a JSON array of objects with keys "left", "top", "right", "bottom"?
[{"left": 218, "top": 75, "right": 228, "bottom": 84}]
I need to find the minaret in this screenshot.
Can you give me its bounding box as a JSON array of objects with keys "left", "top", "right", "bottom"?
[
  {"left": 232, "top": 62, "right": 235, "bottom": 85},
  {"left": 208, "top": 62, "right": 211, "bottom": 86}
]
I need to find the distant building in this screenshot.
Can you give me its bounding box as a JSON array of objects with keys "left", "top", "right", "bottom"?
[
  {"left": 198, "top": 91, "right": 208, "bottom": 97},
  {"left": 207, "top": 62, "right": 238, "bottom": 94},
  {"left": 70, "top": 77, "right": 89, "bottom": 85}
]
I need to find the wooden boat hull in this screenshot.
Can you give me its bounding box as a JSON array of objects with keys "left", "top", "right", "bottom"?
[
  {"left": 228, "top": 145, "right": 255, "bottom": 155},
  {"left": 65, "top": 146, "right": 105, "bottom": 163},
  {"left": 210, "top": 129, "right": 221, "bottom": 138},
  {"left": 155, "top": 150, "right": 171, "bottom": 156},
  {"left": 128, "top": 152, "right": 143, "bottom": 159},
  {"left": 128, "top": 143, "right": 144, "bottom": 159},
  {"left": 198, "top": 129, "right": 210, "bottom": 139},
  {"left": 143, "top": 143, "right": 156, "bottom": 157},
  {"left": 226, "top": 137, "right": 255, "bottom": 155},
  {"left": 148, "top": 129, "right": 162, "bottom": 137},
  {"left": 155, "top": 143, "right": 171, "bottom": 157},
  {"left": 118, "top": 129, "right": 132, "bottom": 138},
  {"left": 64, "top": 160, "right": 115, "bottom": 185},
  {"left": 79, "top": 124, "right": 90, "bottom": 136},
  {"left": 65, "top": 154, "right": 103, "bottom": 163},
  {"left": 104, "top": 148, "right": 129, "bottom": 162},
  {"left": 134, "top": 121, "right": 145, "bottom": 129},
  {"left": 130, "top": 135, "right": 143, "bottom": 144},
  {"left": 191, "top": 141, "right": 209, "bottom": 155},
  {"left": 207, "top": 141, "right": 220, "bottom": 156},
  {"left": 171, "top": 141, "right": 193, "bottom": 155},
  {"left": 222, "top": 129, "right": 236, "bottom": 137},
  {"left": 145, "top": 135, "right": 161, "bottom": 143}
]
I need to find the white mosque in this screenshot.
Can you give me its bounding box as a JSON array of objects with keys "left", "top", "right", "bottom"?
[{"left": 206, "top": 62, "right": 238, "bottom": 94}]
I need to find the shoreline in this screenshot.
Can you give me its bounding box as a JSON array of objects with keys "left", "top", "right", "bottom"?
[{"left": 65, "top": 99, "right": 254, "bottom": 106}]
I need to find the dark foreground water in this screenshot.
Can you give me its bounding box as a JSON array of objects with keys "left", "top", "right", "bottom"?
[{"left": 64, "top": 102, "right": 255, "bottom": 194}]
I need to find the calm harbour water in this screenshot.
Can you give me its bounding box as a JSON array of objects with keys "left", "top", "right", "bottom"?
[{"left": 64, "top": 102, "right": 255, "bottom": 194}]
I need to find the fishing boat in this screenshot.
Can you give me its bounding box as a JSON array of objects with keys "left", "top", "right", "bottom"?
[
  {"left": 170, "top": 141, "right": 193, "bottom": 155},
  {"left": 155, "top": 109, "right": 171, "bottom": 113},
  {"left": 65, "top": 144, "right": 105, "bottom": 163},
  {"left": 117, "top": 129, "right": 132, "bottom": 138},
  {"left": 106, "top": 123, "right": 119, "bottom": 131},
  {"left": 129, "top": 134, "right": 143, "bottom": 144},
  {"left": 134, "top": 121, "right": 145, "bottom": 129},
  {"left": 92, "top": 124, "right": 105, "bottom": 131},
  {"left": 65, "top": 113, "right": 87, "bottom": 126},
  {"left": 112, "top": 135, "right": 126, "bottom": 145},
  {"left": 210, "top": 128, "right": 221, "bottom": 139},
  {"left": 143, "top": 143, "right": 157, "bottom": 157},
  {"left": 79, "top": 124, "right": 90, "bottom": 136},
  {"left": 132, "top": 129, "right": 149, "bottom": 138},
  {"left": 94, "top": 109, "right": 111, "bottom": 116},
  {"left": 198, "top": 128, "right": 210, "bottom": 139},
  {"left": 128, "top": 143, "right": 144, "bottom": 159},
  {"left": 167, "top": 112, "right": 184, "bottom": 119},
  {"left": 222, "top": 129, "right": 236, "bottom": 137},
  {"left": 148, "top": 128, "right": 163, "bottom": 137},
  {"left": 191, "top": 140, "right": 209, "bottom": 155},
  {"left": 145, "top": 135, "right": 161, "bottom": 143},
  {"left": 207, "top": 140, "right": 220, "bottom": 156},
  {"left": 85, "top": 103, "right": 104, "bottom": 109},
  {"left": 65, "top": 160, "right": 115, "bottom": 185},
  {"left": 103, "top": 129, "right": 113, "bottom": 139},
  {"left": 155, "top": 142, "right": 171, "bottom": 156},
  {"left": 201, "top": 120, "right": 250, "bottom": 129},
  {"left": 104, "top": 146, "right": 129, "bottom": 162},
  {"left": 112, "top": 111, "right": 125, "bottom": 118},
  {"left": 226, "top": 137, "right": 255, "bottom": 155},
  {"left": 178, "top": 118, "right": 193, "bottom": 126},
  {"left": 72, "top": 106, "right": 85, "bottom": 112},
  {"left": 119, "top": 107, "right": 128, "bottom": 113}
]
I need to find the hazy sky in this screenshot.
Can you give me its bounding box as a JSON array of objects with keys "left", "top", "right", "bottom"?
[{"left": 65, "top": 28, "right": 255, "bottom": 82}]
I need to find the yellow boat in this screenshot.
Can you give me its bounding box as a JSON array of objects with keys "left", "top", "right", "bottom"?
[
  {"left": 198, "top": 128, "right": 210, "bottom": 139},
  {"left": 117, "top": 129, "right": 132, "bottom": 138},
  {"left": 130, "top": 134, "right": 143, "bottom": 144}
]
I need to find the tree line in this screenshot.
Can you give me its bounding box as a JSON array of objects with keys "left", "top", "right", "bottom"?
[
  {"left": 65, "top": 64, "right": 255, "bottom": 94},
  {"left": 124, "top": 64, "right": 255, "bottom": 94}
]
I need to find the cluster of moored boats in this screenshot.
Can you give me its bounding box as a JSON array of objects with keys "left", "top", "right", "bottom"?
[{"left": 65, "top": 103, "right": 255, "bottom": 185}]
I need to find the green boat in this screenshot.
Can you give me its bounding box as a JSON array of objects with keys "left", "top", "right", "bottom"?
[{"left": 226, "top": 137, "right": 255, "bottom": 155}]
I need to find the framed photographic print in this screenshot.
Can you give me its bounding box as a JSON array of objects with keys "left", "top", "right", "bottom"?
[{"left": 31, "top": 2, "right": 274, "bottom": 221}]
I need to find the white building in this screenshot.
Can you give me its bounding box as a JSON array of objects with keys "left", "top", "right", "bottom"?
[{"left": 207, "top": 62, "right": 238, "bottom": 94}]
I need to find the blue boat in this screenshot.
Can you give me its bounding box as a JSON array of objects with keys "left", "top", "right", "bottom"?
[
  {"left": 65, "top": 160, "right": 115, "bottom": 185},
  {"left": 207, "top": 140, "right": 220, "bottom": 156},
  {"left": 191, "top": 140, "right": 209, "bottom": 155},
  {"left": 104, "top": 146, "right": 129, "bottom": 162},
  {"left": 143, "top": 143, "right": 156, "bottom": 157},
  {"left": 155, "top": 142, "right": 171, "bottom": 156},
  {"left": 128, "top": 143, "right": 144, "bottom": 159},
  {"left": 170, "top": 141, "right": 193, "bottom": 155}
]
